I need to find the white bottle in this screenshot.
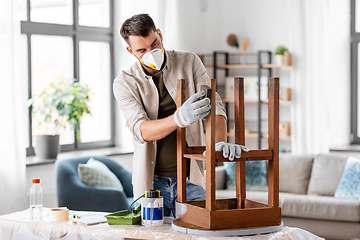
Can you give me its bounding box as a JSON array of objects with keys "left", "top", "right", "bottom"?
[{"left": 30, "top": 178, "right": 43, "bottom": 220}]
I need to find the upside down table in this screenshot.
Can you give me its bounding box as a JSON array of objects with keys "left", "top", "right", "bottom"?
[{"left": 0, "top": 208, "right": 324, "bottom": 240}]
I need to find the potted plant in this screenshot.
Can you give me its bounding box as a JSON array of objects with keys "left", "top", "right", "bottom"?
[
  {"left": 275, "top": 45, "right": 288, "bottom": 65},
  {"left": 28, "top": 76, "right": 91, "bottom": 159}
]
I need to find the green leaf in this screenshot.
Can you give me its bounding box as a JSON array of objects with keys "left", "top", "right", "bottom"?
[
  {"left": 27, "top": 98, "right": 33, "bottom": 107},
  {"left": 76, "top": 131, "right": 81, "bottom": 141},
  {"left": 275, "top": 46, "right": 288, "bottom": 55},
  {"left": 29, "top": 75, "right": 92, "bottom": 133},
  {"left": 44, "top": 115, "right": 51, "bottom": 123}
]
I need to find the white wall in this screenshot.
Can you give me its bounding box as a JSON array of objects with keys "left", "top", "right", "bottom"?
[
  {"left": 326, "top": 1, "right": 350, "bottom": 147},
  {"left": 204, "top": 0, "right": 290, "bottom": 53}
]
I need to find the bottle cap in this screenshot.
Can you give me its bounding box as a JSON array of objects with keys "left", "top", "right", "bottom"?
[
  {"left": 145, "top": 190, "right": 161, "bottom": 198},
  {"left": 32, "top": 178, "right": 40, "bottom": 184}
]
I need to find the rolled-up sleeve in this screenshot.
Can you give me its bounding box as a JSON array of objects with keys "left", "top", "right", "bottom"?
[
  {"left": 192, "top": 53, "right": 227, "bottom": 121},
  {"left": 113, "top": 77, "right": 149, "bottom": 144}
]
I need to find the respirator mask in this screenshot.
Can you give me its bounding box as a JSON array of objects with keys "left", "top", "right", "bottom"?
[{"left": 132, "top": 44, "right": 165, "bottom": 70}]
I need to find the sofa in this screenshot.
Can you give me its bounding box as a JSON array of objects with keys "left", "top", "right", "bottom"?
[
  {"left": 55, "top": 156, "right": 134, "bottom": 212},
  {"left": 215, "top": 153, "right": 360, "bottom": 240}
]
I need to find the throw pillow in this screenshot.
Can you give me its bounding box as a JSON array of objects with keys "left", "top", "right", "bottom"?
[
  {"left": 78, "top": 158, "right": 124, "bottom": 191},
  {"left": 279, "top": 153, "right": 314, "bottom": 194},
  {"left": 224, "top": 160, "right": 268, "bottom": 191},
  {"left": 307, "top": 154, "right": 348, "bottom": 196},
  {"left": 334, "top": 157, "right": 360, "bottom": 200}
]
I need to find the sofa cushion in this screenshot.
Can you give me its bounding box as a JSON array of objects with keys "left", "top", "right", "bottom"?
[
  {"left": 307, "top": 154, "right": 348, "bottom": 196},
  {"left": 279, "top": 153, "right": 314, "bottom": 194},
  {"left": 216, "top": 190, "right": 268, "bottom": 204},
  {"left": 216, "top": 189, "right": 360, "bottom": 222},
  {"left": 78, "top": 158, "right": 124, "bottom": 191},
  {"left": 223, "top": 161, "right": 268, "bottom": 191},
  {"left": 335, "top": 157, "right": 360, "bottom": 200},
  {"left": 280, "top": 193, "right": 360, "bottom": 222}
]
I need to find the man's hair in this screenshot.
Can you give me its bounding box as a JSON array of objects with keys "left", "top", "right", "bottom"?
[{"left": 120, "top": 14, "right": 157, "bottom": 45}]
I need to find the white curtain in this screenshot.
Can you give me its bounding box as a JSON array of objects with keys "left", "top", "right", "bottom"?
[
  {"left": 0, "top": 0, "right": 27, "bottom": 214},
  {"left": 158, "top": 0, "right": 181, "bottom": 51},
  {"left": 288, "top": 0, "right": 332, "bottom": 154}
]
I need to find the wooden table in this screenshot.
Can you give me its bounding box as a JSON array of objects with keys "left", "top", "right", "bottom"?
[{"left": 0, "top": 208, "right": 324, "bottom": 240}]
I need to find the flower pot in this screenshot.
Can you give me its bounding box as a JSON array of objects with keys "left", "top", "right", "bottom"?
[
  {"left": 34, "top": 135, "right": 60, "bottom": 159},
  {"left": 275, "top": 55, "right": 283, "bottom": 65},
  {"left": 283, "top": 51, "right": 292, "bottom": 66}
]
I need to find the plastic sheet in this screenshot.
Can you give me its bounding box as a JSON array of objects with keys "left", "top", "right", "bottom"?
[{"left": 0, "top": 208, "right": 324, "bottom": 240}]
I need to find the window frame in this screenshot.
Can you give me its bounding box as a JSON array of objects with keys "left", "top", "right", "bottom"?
[
  {"left": 351, "top": 0, "right": 360, "bottom": 143},
  {"left": 22, "top": 0, "right": 115, "bottom": 156}
]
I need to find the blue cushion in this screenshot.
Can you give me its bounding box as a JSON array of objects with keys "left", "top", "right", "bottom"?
[
  {"left": 334, "top": 157, "right": 360, "bottom": 200},
  {"left": 223, "top": 161, "right": 268, "bottom": 191}
]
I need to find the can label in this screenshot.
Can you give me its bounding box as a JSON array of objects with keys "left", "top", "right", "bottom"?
[{"left": 142, "top": 207, "right": 163, "bottom": 220}]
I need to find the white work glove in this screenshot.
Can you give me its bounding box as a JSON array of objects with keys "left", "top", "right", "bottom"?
[
  {"left": 203, "top": 142, "right": 250, "bottom": 161},
  {"left": 174, "top": 90, "right": 211, "bottom": 128}
]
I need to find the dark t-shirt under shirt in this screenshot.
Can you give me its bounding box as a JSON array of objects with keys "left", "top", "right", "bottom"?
[{"left": 151, "top": 70, "right": 190, "bottom": 178}]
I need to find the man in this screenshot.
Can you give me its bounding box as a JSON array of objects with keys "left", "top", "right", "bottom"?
[{"left": 113, "top": 13, "right": 248, "bottom": 216}]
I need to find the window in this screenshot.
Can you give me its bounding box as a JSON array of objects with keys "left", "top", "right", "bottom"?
[
  {"left": 21, "top": 0, "right": 115, "bottom": 156},
  {"left": 351, "top": 0, "right": 360, "bottom": 143}
]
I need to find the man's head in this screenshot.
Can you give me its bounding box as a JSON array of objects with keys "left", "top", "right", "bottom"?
[
  {"left": 120, "top": 13, "right": 157, "bottom": 46},
  {"left": 121, "top": 14, "right": 164, "bottom": 73}
]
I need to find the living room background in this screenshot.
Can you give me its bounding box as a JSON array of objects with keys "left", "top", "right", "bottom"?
[
  {"left": 0, "top": 0, "right": 352, "bottom": 216},
  {"left": 115, "top": 0, "right": 350, "bottom": 153}
]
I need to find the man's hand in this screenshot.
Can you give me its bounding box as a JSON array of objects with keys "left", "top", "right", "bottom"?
[
  {"left": 174, "top": 90, "right": 211, "bottom": 128},
  {"left": 203, "top": 142, "right": 249, "bottom": 161}
]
